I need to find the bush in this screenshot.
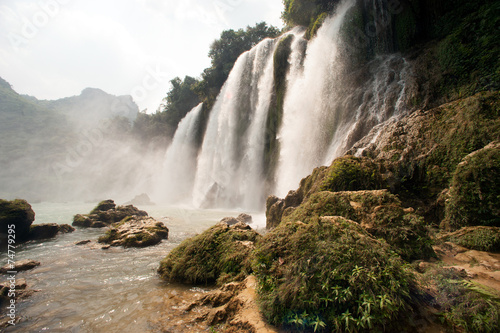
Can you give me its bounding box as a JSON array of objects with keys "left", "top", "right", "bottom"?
[
  {"left": 253, "top": 217, "right": 417, "bottom": 332},
  {"left": 429, "top": 268, "right": 500, "bottom": 333},
  {"left": 158, "top": 223, "right": 261, "bottom": 285},
  {"left": 444, "top": 142, "right": 500, "bottom": 230},
  {"left": 444, "top": 227, "right": 500, "bottom": 252}
]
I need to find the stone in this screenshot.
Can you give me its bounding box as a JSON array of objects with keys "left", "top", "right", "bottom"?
[
  {"left": 236, "top": 213, "right": 252, "bottom": 224},
  {"left": 98, "top": 216, "right": 168, "bottom": 248},
  {"left": 0, "top": 259, "right": 40, "bottom": 273},
  {"left": 0, "top": 199, "right": 35, "bottom": 242},
  {"left": 72, "top": 200, "right": 149, "bottom": 228}
]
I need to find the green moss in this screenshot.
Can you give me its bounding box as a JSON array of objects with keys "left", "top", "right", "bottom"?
[
  {"left": 281, "top": 190, "right": 434, "bottom": 261},
  {"left": 444, "top": 142, "right": 500, "bottom": 229},
  {"left": 306, "top": 12, "right": 328, "bottom": 39},
  {"left": 158, "top": 224, "right": 261, "bottom": 285},
  {"left": 90, "top": 200, "right": 115, "bottom": 214},
  {"left": 253, "top": 217, "right": 417, "bottom": 331},
  {"left": 320, "top": 155, "right": 384, "bottom": 192}
]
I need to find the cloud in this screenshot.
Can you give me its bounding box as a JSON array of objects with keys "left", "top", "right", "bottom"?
[{"left": 0, "top": 0, "right": 283, "bottom": 112}]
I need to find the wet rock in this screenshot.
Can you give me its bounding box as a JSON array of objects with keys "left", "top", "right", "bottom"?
[
  {"left": 75, "top": 240, "right": 91, "bottom": 246},
  {"left": 98, "top": 216, "right": 168, "bottom": 248},
  {"left": 236, "top": 213, "right": 252, "bottom": 224},
  {"left": 124, "top": 193, "right": 155, "bottom": 206},
  {"left": 0, "top": 199, "right": 35, "bottom": 242},
  {"left": 29, "top": 223, "right": 74, "bottom": 240},
  {"left": 0, "top": 259, "right": 40, "bottom": 273},
  {"left": 72, "top": 200, "right": 148, "bottom": 228}
]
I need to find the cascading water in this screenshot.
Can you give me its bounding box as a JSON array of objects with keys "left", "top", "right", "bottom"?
[
  {"left": 156, "top": 103, "right": 203, "bottom": 204},
  {"left": 161, "top": 0, "right": 416, "bottom": 209},
  {"left": 274, "top": 0, "right": 415, "bottom": 197},
  {"left": 192, "top": 36, "right": 281, "bottom": 210}
]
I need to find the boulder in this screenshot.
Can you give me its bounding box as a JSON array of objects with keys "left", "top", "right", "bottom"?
[
  {"left": 72, "top": 200, "right": 148, "bottom": 228},
  {"left": 236, "top": 213, "right": 252, "bottom": 224},
  {"left": 253, "top": 216, "right": 417, "bottom": 332},
  {"left": 29, "top": 223, "right": 74, "bottom": 240},
  {"left": 0, "top": 259, "right": 40, "bottom": 273},
  {"left": 0, "top": 199, "right": 35, "bottom": 242},
  {"left": 158, "top": 222, "right": 261, "bottom": 285},
  {"left": 124, "top": 193, "right": 155, "bottom": 206},
  {"left": 98, "top": 216, "right": 168, "bottom": 248}
]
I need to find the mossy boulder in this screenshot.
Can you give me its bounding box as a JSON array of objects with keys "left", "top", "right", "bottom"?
[
  {"left": 320, "top": 155, "right": 384, "bottom": 192},
  {"left": 444, "top": 141, "right": 500, "bottom": 230},
  {"left": 0, "top": 199, "right": 35, "bottom": 242},
  {"left": 439, "top": 226, "right": 500, "bottom": 252},
  {"left": 98, "top": 216, "right": 168, "bottom": 248},
  {"left": 282, "top": 190, "right": 434, "bottom": 261},
  {"left": 73, "top": 200, "right": 148, "bottom": 228},
  {"left": 253, "top": 216, "right": 417, "bottom": 332},
  {"left": 158, "top": 221, "right": 261, "bottom": 286}
]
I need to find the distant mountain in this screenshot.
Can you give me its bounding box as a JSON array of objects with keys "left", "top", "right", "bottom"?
[{"left": 0, "top": 77, "right": 146, "bottom": 202}]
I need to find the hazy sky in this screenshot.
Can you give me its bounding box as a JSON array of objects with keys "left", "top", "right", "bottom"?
[{"left": 0, "top": 0, "right": 283, "bottom": 112}]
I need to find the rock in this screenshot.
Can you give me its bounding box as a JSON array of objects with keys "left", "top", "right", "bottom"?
[
  {"left": 98, "top": 216, "right": 168, "bottom": 248},
  {"left": 58, "top": 224, "right": 76, "bottom": 234},
  {"left": 29, "top": 223, "right": 76, "bottom": 240},
  {"left": 124, "top": 193, "right": 155, "bottom": 206},
  {"left": 90, "top": 199, "right": 116, "bottom": 214},
  {"left": 75, "top": 240, "right": 91, "bottom": 245},
  {"left": 443, "top": 141, "right": 500, "bottom": 230},
  {"left": 220, "top": 217, "right": 239, "bottom": 226},
  {"left": 236, "top": 213, "right": 252, "bottom": 224},
  {"left": 0, "top": 259, "right": 40, "bottom": 273},
  {"left": 72, "top": 200, "right": 148, "bottom": 228},
  {"left": 158, "top": 222, "right": 260, "bottom": 285},
  {"left": 280, "top": 190, "right": 435, "bottom": 261},
  {"left": 253, "top": 216, "right": 417, "bottom": 332},
  {"left": 0, "top": 199, "right": 35, "bottom": 242},
  {"left": 180, "top": 276, "right": 278, "bottom": 333}
]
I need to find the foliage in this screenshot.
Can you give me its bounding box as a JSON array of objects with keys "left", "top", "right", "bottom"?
[
  {"left": 281, "top": 0, "right": 338, "bottom": 30},
  {"left": 193, "top": 22, "right": 281, "bottom": 109},
  {"left": 253, "top": 217, "right": 417, "bottom": 332},
  {"left": 435, "top": 0, "right": 499, "bottom": 98},
  {"left": 445, "top": 143, "right": 500, "bottom": 229},
  {"left": 158, "top": 223, "right": 261, "bottom": 285},
  {"left": 428, "top": 268, "right": 500, "bottom": 333},
  {"left": 133, "top": 76, "right": 200, "bottom": 142},
  {"left": 445, "top": 227, "right": 500, "bottom": 252}
]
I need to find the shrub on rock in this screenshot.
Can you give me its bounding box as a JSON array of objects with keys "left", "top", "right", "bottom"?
[
  {"left": 253, "top": 217, "right": 417, "bottom": 332},
  {"left": 282, "top": 190, "right": 434, "bottom": 261},
  {"left": 444, "top": 141, "right": 500, "bottom": 230},
  {"left": 158, "top": 221, "right": 261, "bottom": 285}
]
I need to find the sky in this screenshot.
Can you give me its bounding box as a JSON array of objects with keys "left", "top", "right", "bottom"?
[{"left": 0, "top": 0, "right": 284, "bottom": 112}]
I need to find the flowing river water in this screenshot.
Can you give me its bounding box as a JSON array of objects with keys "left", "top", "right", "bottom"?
[{"left": 2, "top": 203, "right": 266, "bottom": 332}]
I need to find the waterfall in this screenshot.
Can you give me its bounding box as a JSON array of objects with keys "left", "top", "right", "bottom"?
[
  {"left": 192, "top": 37, "right": 280, "bottom": 210},
  {"left": 157, "top": 0, "right": 417, "bottom": 210},
  {"left": 274, "top": 0, "right": 415, "bottom": 197},
  {"left": 156, "top": 103, "right": 203, "bottom": 204}
]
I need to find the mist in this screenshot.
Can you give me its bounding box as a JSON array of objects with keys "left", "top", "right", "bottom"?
[{"left": 0, "top": 79, "right": 165, "bottom": 204}]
